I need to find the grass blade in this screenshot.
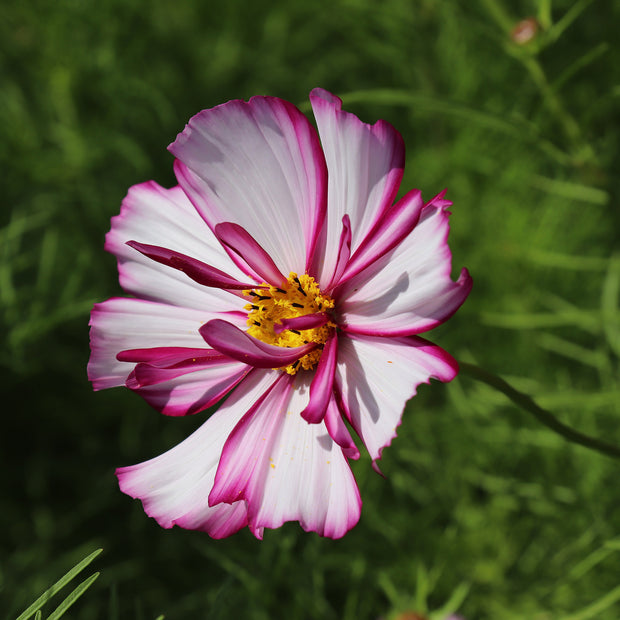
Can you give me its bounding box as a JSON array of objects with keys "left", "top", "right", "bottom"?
[
  {"left": 15, "top": 549, "right": 103, "bottom": 620},
  {"left": 46, "top": 573, "right": 100, "bottom": 620}
]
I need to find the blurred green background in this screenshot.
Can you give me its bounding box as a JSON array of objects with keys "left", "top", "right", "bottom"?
[{"left": 1, "top": 0, "right": 619, "bottom": 618}]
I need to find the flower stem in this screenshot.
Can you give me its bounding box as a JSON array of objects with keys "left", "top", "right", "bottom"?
[{"left": 458, "top": 362, "right": 620, "bottom": 460}]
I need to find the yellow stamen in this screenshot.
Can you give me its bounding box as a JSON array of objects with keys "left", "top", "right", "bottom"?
[{"left": 244, "top": 273, "right": 335, "bottom": 374}]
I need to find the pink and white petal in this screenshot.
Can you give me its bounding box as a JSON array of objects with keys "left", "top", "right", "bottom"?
[
  {"left": 117, "top": 346, "right": 224, "bottom": 367},
  {"left": 126, "top": 241, "right": 259, "bottom": 290},
  {"left": 106, "top": 181, "right": 247, "bottom": 311},
  {"left": 214, "top": 222, "right": 286, "bottom": 286},
  {"left": 210, "top": 373, "right": 361, "bottom": 539},
  {"left": 88, "top": 297, "right": 247, "bottom": 390},
  {"left": 273, "top": 312, "right": 330, "bottom": 335},
  {"left": 337, "top": 202, "right": 473, "bottom": 336},
  {"left": 338, "top": 189, "right": 424, "bottom": 286},
  {"left": 309, "top": 88, "right": 405, "bottom": 287},
  {"left": 129, "top": 361, "right": 251, "bottom": 416},
  {"left": 169, "top": 96, "right": 328, "bottom": 276},
  {"left": 324, "top": 214, "right": 352, "bottom": 291},
  {"left": 116, "top": 369, "right": 277, "bottom": 538},
  {"left": 335, "top": 333, "right": 458, "bottom": 463},
  {"left": 324, "top": 394, "right": 360, "bottom": 460},
  {"left": 200, "top": 319, "right": 316, "bottom": 368},
  {"left": 301, "top": 333, "right": 338, "bottom": 424}
]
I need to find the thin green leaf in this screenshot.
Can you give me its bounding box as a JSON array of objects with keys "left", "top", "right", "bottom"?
[
  {"left": 523, "top": 249, "right": 608, "bottom": 271},
  {"left": 459, "top": 363, "right": 620, "bottom": 460},
  {"left": 431, "top": 582, "right": 470, "bottom": 620},
  {"left": 560, "top": 584, "right": 620, "bottom": 620},
  {"left": 15, "top": 549, "right": 103, "bottom": 620},
  {"left": 551, "top": 42, "right": 609, "bottom": 93},
  {"left": 537, "top": 0, "right": 553, "bottom": 29},
  {"left": 46, "top": 573, "right": 99, "bottom": 620},
  {"left": 480, "top": 310, "right": 601, "bottom": 333},
  {"left": 530, "top": 174, "right": 608, "bottom": 205},
  {"left": 601, "top": 253, "right": 620, "bottom": 356},
  {"left": 536, "top": 333, "right": 610, "bottom": 371},
  {"left": 547, "top": 0, "right": 597, "bottom": 45}
]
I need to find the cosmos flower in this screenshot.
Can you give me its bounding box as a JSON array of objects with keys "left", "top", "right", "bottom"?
[{"left": 88, "top": 88, "right": 472, "bottom": 539}]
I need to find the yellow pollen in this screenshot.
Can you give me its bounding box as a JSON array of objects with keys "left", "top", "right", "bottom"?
[{"left": 244, "top": 272, "right": 335, "bottom": 375}]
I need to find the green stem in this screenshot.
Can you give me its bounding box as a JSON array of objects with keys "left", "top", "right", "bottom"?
[{"left": 458, "top": 362, "right": 620, "bottom": 460}]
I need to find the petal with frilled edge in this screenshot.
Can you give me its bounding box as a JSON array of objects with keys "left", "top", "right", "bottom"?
[
  {"left": 116, "top": 369, "right": 277, "bottom": 538},
  {"left": 106, "top": 182, "right": 248, "bottom": 311},
  {"left": 209, "top": 373, "right": 361, "bottom": 539},
  {"left": 335, "top": 333, "right": 458, "bottom": 464},
  {"left": 309, "top": 88, "right": 405, "bottom": 287},
  {"left": 337, "top": 200, "right": 473, "bottom": 336},
  {"left": 88, "top": 298, "right": 246, "bottom": 390},
  {"left": 170, "top": 96, "right": 327, "bottom": 276}
]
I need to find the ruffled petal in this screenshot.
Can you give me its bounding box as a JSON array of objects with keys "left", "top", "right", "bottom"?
[
  {"left": 88, "top": 298, "right": 246, "bottom": 390},
  {"left": 309, "top": 88, "right": 405, "bottom": 287},
  {"left": 126, "top": 357, "right": 250, "bottom": 416},
  {"left": 106, "top": 181, "right": 246, "bottom": 311},
  {"left": 337, "top": 200, "right": 473, "bottom": 336},
  {"left": 116, "top": 369, "right": 276, "bottom": 538},
  {"left": 209, "top": 373, "right": 361, "bottom": 539},
  {"left": 169, "top": 96, "right": 328, "bottom": 276},
  {"left": 335, "top": 333, "right": 458, "bottom": 463}
]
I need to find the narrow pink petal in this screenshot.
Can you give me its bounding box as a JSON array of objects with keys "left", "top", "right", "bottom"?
[
  {"left": 338, "top": 200, "right": 472, "bottom": 336},
  {"left": 169, "top": 96, "right": 327, "bottom": 276},
  {"left": 126, "top": 241, "right": 260, "bottom": 290},
  {"left": 309, "top": 88, "right": 405, "bottom": 288},
  {"left": 273, "top": 312, "right": 330, "bottom": 335},
  {"left": 117, "top": 346, "right": 224, "bottom": 367},
  {"left": 106, "top": 181, "right": 246, "bottom": 312},
  {"left": 116, "top": 369, "right": 277, "bottom": 538},
  {"left": 324, "top": 394, "right": 360, "bottom": 460},
  {"left": 200, "top": 319, "right": 316, "bottom": 368},
  {"left": 424, "top": 188, "right": 452, "bottom": 209},
  {"left": 337, "top": 189, "right": 424, "bottom": 286},
  {"left": 300, "top": 334, "right": 338, "bottom": 423},
  {"left": 209, "top": 373, "right": 361, "bottom": 539},
  {"left": 128, "top": 362, "right": 250, "bottom": 416},
  {"left": 88, "top": 298, "right": 245, "bottom": 390},
  {"left": 324, "top": 215, "right": 352, "bottom": 291},
  {"left": 214, "top": 222, "right": 286, "bottom": 286},
  {"left": 335, "top": 333, "right": 458, "bottom": 464}
]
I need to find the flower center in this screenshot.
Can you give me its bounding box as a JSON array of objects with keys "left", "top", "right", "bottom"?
[{"left": 244, "top": 272, "right": 335, "bottom": 374}]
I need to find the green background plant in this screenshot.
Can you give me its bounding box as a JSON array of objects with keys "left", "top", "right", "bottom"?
[{"left": 1, "top": 0, "right": 619, "bottom": 618}]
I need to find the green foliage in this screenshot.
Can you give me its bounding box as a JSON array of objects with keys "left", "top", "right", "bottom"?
[
  {"left": 1, "top": 0, "right": 619, "bottom": 618},
  {"left": 15, "top": 549, "right": 101, "bottom": 620}
]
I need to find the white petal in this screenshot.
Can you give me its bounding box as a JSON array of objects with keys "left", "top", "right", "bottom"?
[
  {"left": 210, "top": 373, "right": 361, "bottom": 539},
  {"left": 336, "top": 333, "right": 458, "bottom": 463},
  {"left": 170, "top": 96, "right": 327, "bottom": 276},
  {"left": 309, "top": 88, "right": 405, "bottom": 287},
  {"left": 337, "top": 202, "right": 472, "bottom": 336},
  {"left": 116, "top": 369, "right": 277, "bottom": 538},
  {"left": 87, "top": 297, "right": 246, "bottom": 390},
  {"left": 107, "top": 181, "right": 247, "bottom": 311}
]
